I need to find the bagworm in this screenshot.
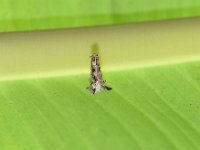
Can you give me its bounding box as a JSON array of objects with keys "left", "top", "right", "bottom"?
[{"left": 89, "top": 53, "right": 112, "bottom": 94}]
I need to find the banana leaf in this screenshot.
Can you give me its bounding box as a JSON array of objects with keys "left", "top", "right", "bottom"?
[{"left": 0, "top": 18, "right": 200, "bottom": 150}]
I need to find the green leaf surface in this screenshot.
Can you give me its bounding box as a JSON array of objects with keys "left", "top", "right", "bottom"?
[
  {"left": 1, "top": 18, "right": 200, "bottom": 150},
  {"left": 1, "top": 0, "right": 200, "bottom": 32},
  {"left": 0, "top": 61, "right": 200, "bottom": 150}
]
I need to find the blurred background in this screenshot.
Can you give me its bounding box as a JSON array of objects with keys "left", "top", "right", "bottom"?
[{"left": 1, "top": 0, "right": 200, "bottom": 79}]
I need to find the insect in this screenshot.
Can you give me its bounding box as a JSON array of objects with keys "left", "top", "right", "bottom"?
[{"left": 88, "top": 53, "right": 112, "bottom": 94}]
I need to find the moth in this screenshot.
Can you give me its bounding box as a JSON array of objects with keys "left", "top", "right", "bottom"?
[{"left": 89, "top": 53, "right": 112, "bottom": 94}]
